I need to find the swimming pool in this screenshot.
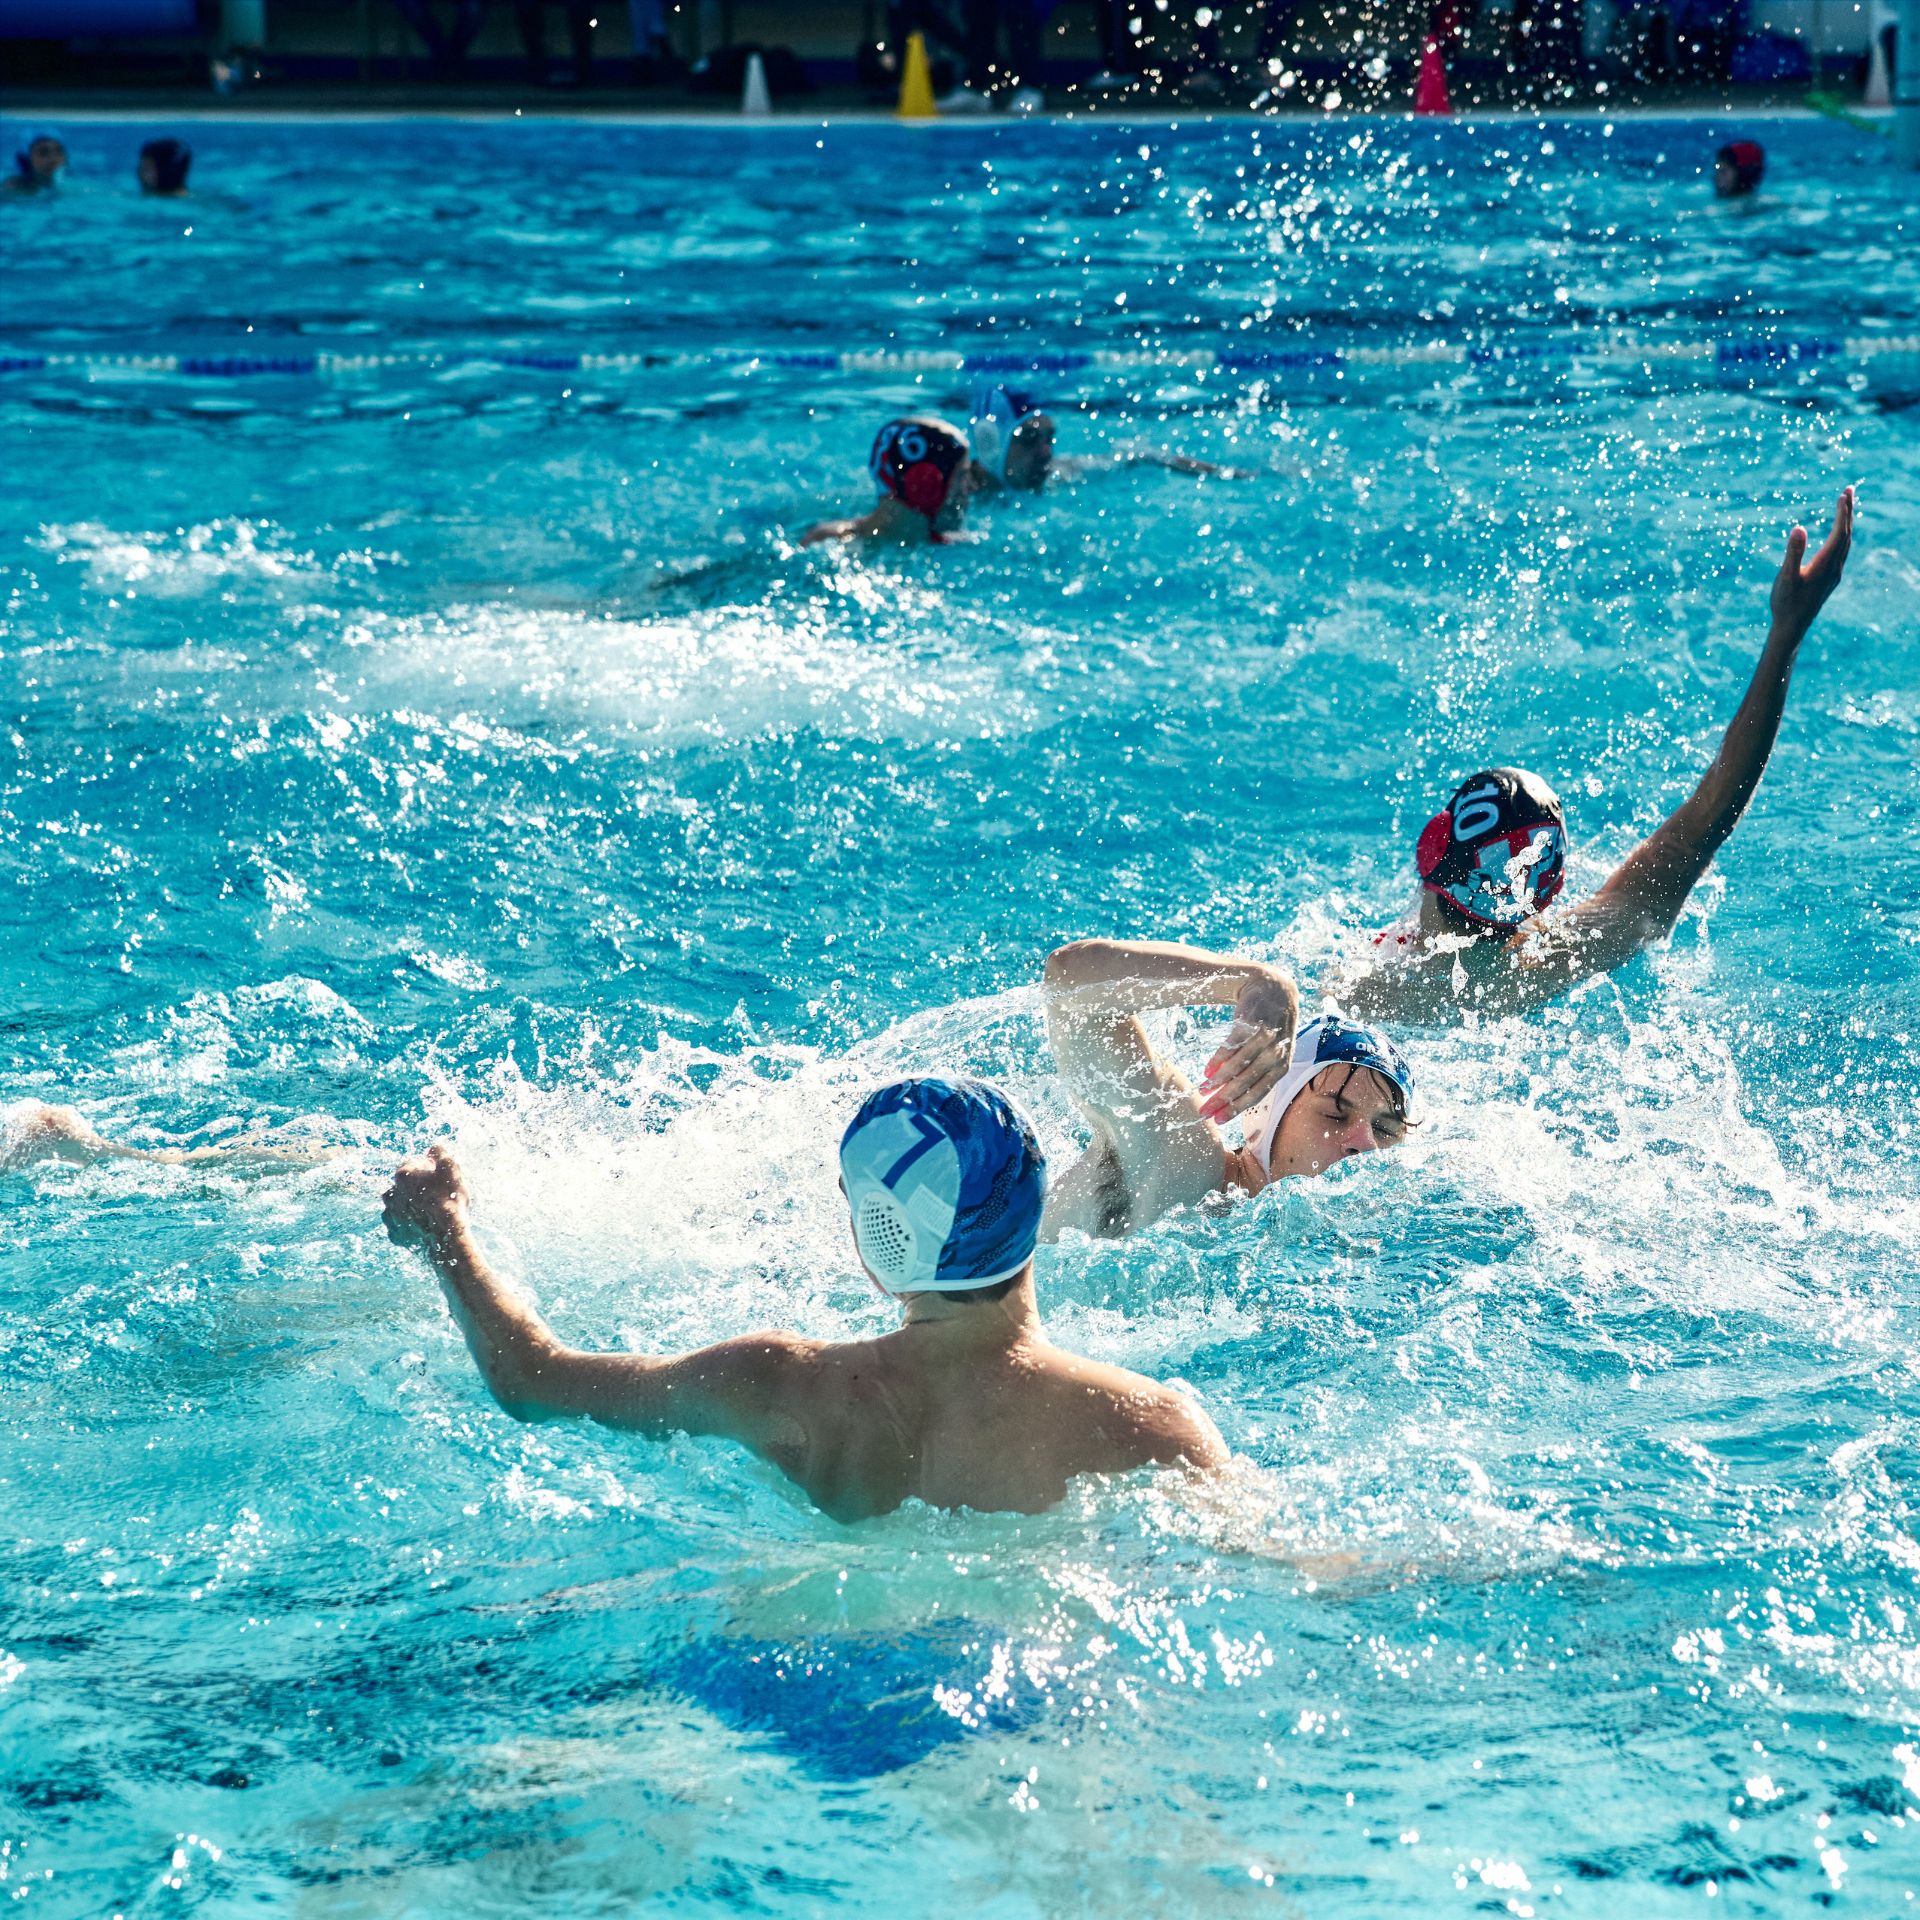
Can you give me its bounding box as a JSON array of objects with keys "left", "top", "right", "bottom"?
[{"left": 2, "top": 108, "right": 1918, "bottom": 1914}]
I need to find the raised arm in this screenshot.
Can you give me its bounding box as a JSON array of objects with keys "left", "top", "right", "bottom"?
[
  {"left": 1548, "top": 488, "right": 1854, "bottom": 971},
  {"left": 1041, "top": 941, "right": 1298, "bottom": 1229},
  {"left": 383, "top": 1148, "right": 812, "bottom": 1465}
]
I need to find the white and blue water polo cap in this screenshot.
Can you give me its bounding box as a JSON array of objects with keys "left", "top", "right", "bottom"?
[
  {"left": 967, "top": 382, "right": 1040, "bottom": 484},
  {"left": 1244, "top": 1014, "right": 1417, "bottom": 1177},
  {"left": 839, "top": 1078, "right": 1048, "bottom": 1294}
]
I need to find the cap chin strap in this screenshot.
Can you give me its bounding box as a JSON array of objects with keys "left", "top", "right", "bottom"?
[{"left": 1241, "top": 1022, "right": 1336, "bottom": 1181}]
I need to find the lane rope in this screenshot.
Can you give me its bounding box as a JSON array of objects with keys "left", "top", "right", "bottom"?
[{"left": 2, "top": 333, "right": 1917, "bottom": 384}]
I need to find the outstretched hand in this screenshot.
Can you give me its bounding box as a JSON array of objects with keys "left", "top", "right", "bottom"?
[
  {"left": 1199, "top": 973, "right": 1300, "bottom": 1124},
  {"left": 1769, "top": 486, "right": 1854, "bottom": 642},
  {"left": 383, "top": 1145, "right": 470, "bottom": 1253}
]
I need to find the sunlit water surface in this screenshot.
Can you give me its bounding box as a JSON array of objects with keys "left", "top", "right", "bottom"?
[{"left": 2, "top": 112, "right": 1919, "bottom": 1916}]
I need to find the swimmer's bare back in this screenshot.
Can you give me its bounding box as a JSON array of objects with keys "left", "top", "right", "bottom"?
[{"left": 384, "top": 1147, "right": 1225, "bottom": 1523}]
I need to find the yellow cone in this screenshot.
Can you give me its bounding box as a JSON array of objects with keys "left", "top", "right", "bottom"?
[{"left": 897, "top": 30, "right": 937, "bottom": 119}]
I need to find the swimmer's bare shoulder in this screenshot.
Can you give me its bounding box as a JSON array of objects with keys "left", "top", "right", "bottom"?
[
  {"left": 1342, "top": 926, "right": 1529, "bottom": 1023},
  {"left": 1040, "top": 1346, "right": 1230, "bottom": 1472}
]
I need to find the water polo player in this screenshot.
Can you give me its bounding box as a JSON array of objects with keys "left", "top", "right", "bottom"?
[
  {"left": 138, "top": 139, "right": 192, "bottom": 197},
  {"left": 800, "top": 415, "right": 975, "bottom": 546},
  {"left": 966, "top": 379, "right": 1242, "bottom": 494},
  {"left": 968, "top": 383, "right": 1058, "bottom": 491},
  {"left": 1714, "top": 140, "right": 1765, "bottom": 200},
  {"left": 383, "top": 1080, "right": 1224, "bottom": 1519},
  {"left": 1040, "top": 938, "right": 1413, "bottom": 1242},
  {"left": 1345, "top": 487, "right": 1855, "bottom": 1024},
  {"left": 4, "top": 128, "right": 68, "bottom": 195}
]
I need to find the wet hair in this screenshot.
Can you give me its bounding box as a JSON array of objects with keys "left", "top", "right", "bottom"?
[
  {"left": 140, "top": 138, "right": 191, "bottom": 193},
  {"left": 929, "top": 1271, "right": 1023, "bottom": 1306},
  {"left": 1326, "top": 1062, "right": 1415, "bottom": 1131}
]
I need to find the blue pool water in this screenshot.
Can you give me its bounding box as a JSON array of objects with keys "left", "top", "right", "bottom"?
[{"left": 2, "top": 110, "right": 1918, "bottom": 1915}]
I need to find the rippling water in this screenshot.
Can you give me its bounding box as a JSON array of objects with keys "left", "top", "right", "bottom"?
[{"left": 3, "top": 111, "right": 1918, "bottom": 1916}]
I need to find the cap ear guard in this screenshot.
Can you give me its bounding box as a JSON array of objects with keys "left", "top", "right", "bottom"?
[
  {"left": 846, "top": 1166, "right": 959, "bottom": 1293},
  {"left": 854, "top": 1189, "right": 919, "bottom": 1288},
  {"left": 1415, "top": 810, "right": 1452, "bottom": 880},
  {"left": 840, "top": 1077, "right": 1046, "bottom": 1295}
]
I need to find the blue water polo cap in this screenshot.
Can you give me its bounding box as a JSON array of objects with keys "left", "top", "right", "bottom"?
[
  {"left": 967, "top": 381, "right": 1040, "bottom": 484},
  {"left": 1301, "top": 1015, "right": 1415, "bottom": 1109},
  {"left": 1244, "top": 1013, "right": 1418, "bottom": 1177},
  {"left": 839, "top": 1077, "right": 1047, "bottom": 1294}
]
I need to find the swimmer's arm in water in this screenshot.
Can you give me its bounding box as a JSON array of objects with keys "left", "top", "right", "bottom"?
[
  {"left": 384, "top": 1148, "right": 814, "bottom": 1463},
  {"left": 1065, "top": 450, "right": 1247, "bottom": 482},
  {"left": 799, "top": 498, "right": 927, "bottom": 547},
  {"left": 1512, "top": 487, "right": 1856, "bottom": 995},
  {"left": 1042, "top": 942, "right": 1297, "bottom": 1231},
  {"left": 2, "top": 1101, "right": 337, "bottom": 1173}
]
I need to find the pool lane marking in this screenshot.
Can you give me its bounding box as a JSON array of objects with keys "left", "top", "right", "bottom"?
[{"left": 4, "top": 334, "right": 1919, "bottom": 384}]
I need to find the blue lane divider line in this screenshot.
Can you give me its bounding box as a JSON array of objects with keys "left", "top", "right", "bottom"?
[
  {"left": 1715, "top": 337, "right": 1841, "bottom": 366},
  {"left": 175, "top": 354, "right": 320, "bottom": 377},
  {"left": 1215, "top": 346, "right": 1347, "bottom": 373},
  {"left": 963, "top": 350, "right": 1101, "bottom": 375},
  {"left": 1, "top": 334, "right": 1915, "bottom": 387}
]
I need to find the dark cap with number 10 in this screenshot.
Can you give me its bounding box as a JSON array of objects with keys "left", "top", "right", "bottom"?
[{"left": 1416, "top": 767, "right": 1568, "bottom": 932}]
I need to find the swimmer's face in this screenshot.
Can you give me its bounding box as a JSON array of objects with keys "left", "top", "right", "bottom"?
[
  {"left": 1267, "top": 1065, "right": 1408, "bottom": 1181},
  {"left": 1003, "top": 415, "right": 1055, "bottom": 491},
  {"left": 27, "top": 138, "right": 66, "bottom": 182},
  {"left": 1714, "top": 160, "right": 1741, "bottom": 198}
]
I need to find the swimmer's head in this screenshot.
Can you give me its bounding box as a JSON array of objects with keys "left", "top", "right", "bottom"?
[
  {"left": 138, "top": 138, "right": 192, "bottom": 195},
  {"left": 869, "top": 416, "right": 972, "bottom": 531},
  {"left": 1417, "top": 766, "right": 1567, "bottom": 934},
  {"left": 1245, "top": 1015, "right": 1416, "bottom": 1183},
  {"left": 968, "top": 383, "right": 1055, "bottom": 490},
  {"left": 839, "top": 1077, "right": 1047, "bottom": 1302},
  {"left": 17, "top": 129, "right": 67, "bottom": 186},
  {"left": 1714, "top": 140, "right": 1765, "bottom": 199}
]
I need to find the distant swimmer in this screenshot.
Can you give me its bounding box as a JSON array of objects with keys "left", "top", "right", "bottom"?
[
  {"left": 1714, "top": 140, "right": 1765, "bottom": 199},
  {"left": 1039, "top": 939, "right": 1413, "bottom": 1242},
  {"left": 138, "top": 138, "right": 192, "bottom": 197},
  {"left": 3, "top": 128, "right": 67, "bottom": 196},
  {"left": 966, "top": 380, "right": 1244, "bottom": 493},
  {"left": 800, "top": 416, "right": 976, "bottom": 547},
  {"left": 1344, "top": 487, "right": 1855, "bottom": 1026},
  {"left": 383, "top": 1079, "right": 1226, "bottom": 1521}
]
